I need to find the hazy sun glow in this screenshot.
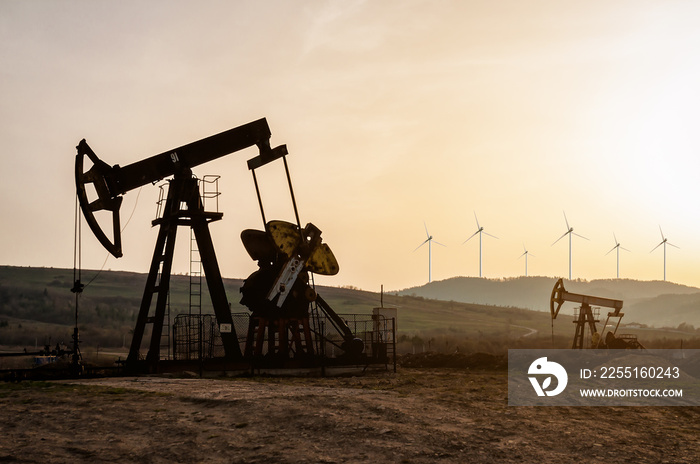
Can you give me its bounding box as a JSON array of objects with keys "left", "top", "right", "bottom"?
[{"left": 2, "top": 0, "right": 699, "bottom": 292}]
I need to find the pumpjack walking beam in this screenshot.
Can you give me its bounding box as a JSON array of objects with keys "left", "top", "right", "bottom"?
[{"left": 76, "top": 118, "right": 287, "bottom": 369}]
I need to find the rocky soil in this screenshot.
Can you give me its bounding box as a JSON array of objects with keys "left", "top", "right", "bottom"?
[{"left": 1, "top": 365, "right": 699, "bottom": 463}]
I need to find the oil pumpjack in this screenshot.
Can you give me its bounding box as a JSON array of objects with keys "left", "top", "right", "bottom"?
[
  {"left": 550, "top": 278, "right": 643, "bottom": 349},
  {"left": 75, "top": 118, "right": 364, "bottom": 372}
]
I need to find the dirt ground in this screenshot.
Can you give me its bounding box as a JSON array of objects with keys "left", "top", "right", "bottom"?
[{"left": 1, "top": 366, "right": 699, "bottom": 464}]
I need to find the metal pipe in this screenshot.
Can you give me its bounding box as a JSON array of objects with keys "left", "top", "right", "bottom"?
[
  {"left": 282, "top": 155, "right": 302, "bottom": 231},
  {"left": 251, "top": 169, "right": 267, "bottom": 226}
]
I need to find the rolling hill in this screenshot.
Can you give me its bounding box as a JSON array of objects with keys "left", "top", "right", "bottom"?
[
  {"left": 0, "top": 266, "right": 562, "bottom": 350},
  {"left": 395, "top": 276, "right": 700, "bottom": 328},
  {"left": 1, "top": 266, "right": 698, "bottom": 352}
]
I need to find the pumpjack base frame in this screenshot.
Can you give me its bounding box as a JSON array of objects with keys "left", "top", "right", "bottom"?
[{"left": 128, "top": 311, "right": 397, "bottom": 375}]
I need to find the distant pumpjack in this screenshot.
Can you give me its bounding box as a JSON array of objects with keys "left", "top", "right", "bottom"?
[{"left": 550, "top": 278, "right": 643, "bottom": 349}]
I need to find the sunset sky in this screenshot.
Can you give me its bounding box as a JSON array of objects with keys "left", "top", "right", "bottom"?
[{"left": 2, "top": 0, "right": 700, "bottom": 292}]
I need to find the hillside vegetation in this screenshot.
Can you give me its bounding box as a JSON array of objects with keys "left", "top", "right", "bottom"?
[{"left": 1, "top": 266, "right": 699, "bottom": 353}]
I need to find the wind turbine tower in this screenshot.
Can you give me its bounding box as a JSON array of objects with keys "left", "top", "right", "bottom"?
[
  {"left": 552, "top": 211, "right": 588, "bottom": 280},
  {"left": 650, "top": 226, "right": 679, "bottom": 282},
  {"left": 606, "top": 233, "right": 630, "bottom": 279},
  {"left": 463, "top": 212, "right": 498, "bottom": 278},
  {"left": 518, "top": 245, "right": 534, "bottom": 277},
  {"left": 414, "top": 222, "right": 445, "bottom": 283}
]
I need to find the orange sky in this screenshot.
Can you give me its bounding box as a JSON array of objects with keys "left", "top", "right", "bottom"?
[{"left": 2, "top": 1, "right": 700, "bottom": 292}]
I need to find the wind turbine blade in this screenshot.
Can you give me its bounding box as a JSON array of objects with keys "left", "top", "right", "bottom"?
[
  {"left": 605, "top": 245, "right": 617, "bottom": 256},
  {"left": 620, "top": 247, "right": 631, "bottom": 252},
  {"left": 463, "top": 231, "right": 479, "bottom": 244},
  {"left": 474, "top": 211, "right": 480, "bottom": 230},
  {"left": 573, "top": 232, "right": 589, "bottom": 240},
  {"left": 667, "top": 242, "right": 680, "bottom": 249},
  {"left": 650, "top": 241, "right": 664, "bottom": 253},
  {"left": 659, "top": 225, "right": 665, "bottom": 241},
  {"left": 413, "top": 239, "right": 429, "bottom": 252},
  {"left": 563, "top": 211, "right": 570, "bottom": 230},
  {"left": 483, "top": 231, "right": 499, "bottom": 239},
  {"left": 552, "top": 231, "right": 569, "bottom": 246},
  {"left": 613, "top": 232, "right": 618, "bottom": 244},
  {"left": 518, "top": 251, "right": 526, "bottom": 259},
  {"left": 424, "top": 221, "right": 430, "bottom": 239},
  {"left": 433, "top": 240, "right": 447, "bottom": 247}
]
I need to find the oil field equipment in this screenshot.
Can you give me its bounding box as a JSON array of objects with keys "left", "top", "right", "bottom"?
[
  {"left": 75, "top": 118, "right": 391, "bottom": 373},
  {"left": 550, "top": 278, "right": 643, "bottom": 349}
]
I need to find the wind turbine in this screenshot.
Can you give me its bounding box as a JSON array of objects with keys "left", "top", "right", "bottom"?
[
  {"left": 463, "top": 212, "right": 498, "bottom": 278},
  {"left": 552, "top": 211, "right": 588, "bottom": 280},
  {"left": 518, "top": 244, "right": 534, "bottom": 277},
  {"left": 605, "top": 233, "right": 630, "bottom": 279},
  {"left": 414, "top": 222, "right": 445, "bottom": 283},
  {"left": 650, "top": 226, "right": 679, "bottom": 281}
]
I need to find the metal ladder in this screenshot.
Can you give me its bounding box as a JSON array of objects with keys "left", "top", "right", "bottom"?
[
  {"left": 189, "top": 228, "right": 203, "bottom": 318},
  {"left": 189, "top": 227, "right": 203, "bottom": 359}
]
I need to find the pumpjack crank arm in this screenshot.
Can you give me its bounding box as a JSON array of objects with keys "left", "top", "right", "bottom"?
[{"left": 75, "top": 118, "right": 287, "bottom": 257}]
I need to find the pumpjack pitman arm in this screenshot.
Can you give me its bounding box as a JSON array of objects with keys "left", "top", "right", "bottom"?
[{"left": 75, "top": 118, "right": 287, "bottom": 257}]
